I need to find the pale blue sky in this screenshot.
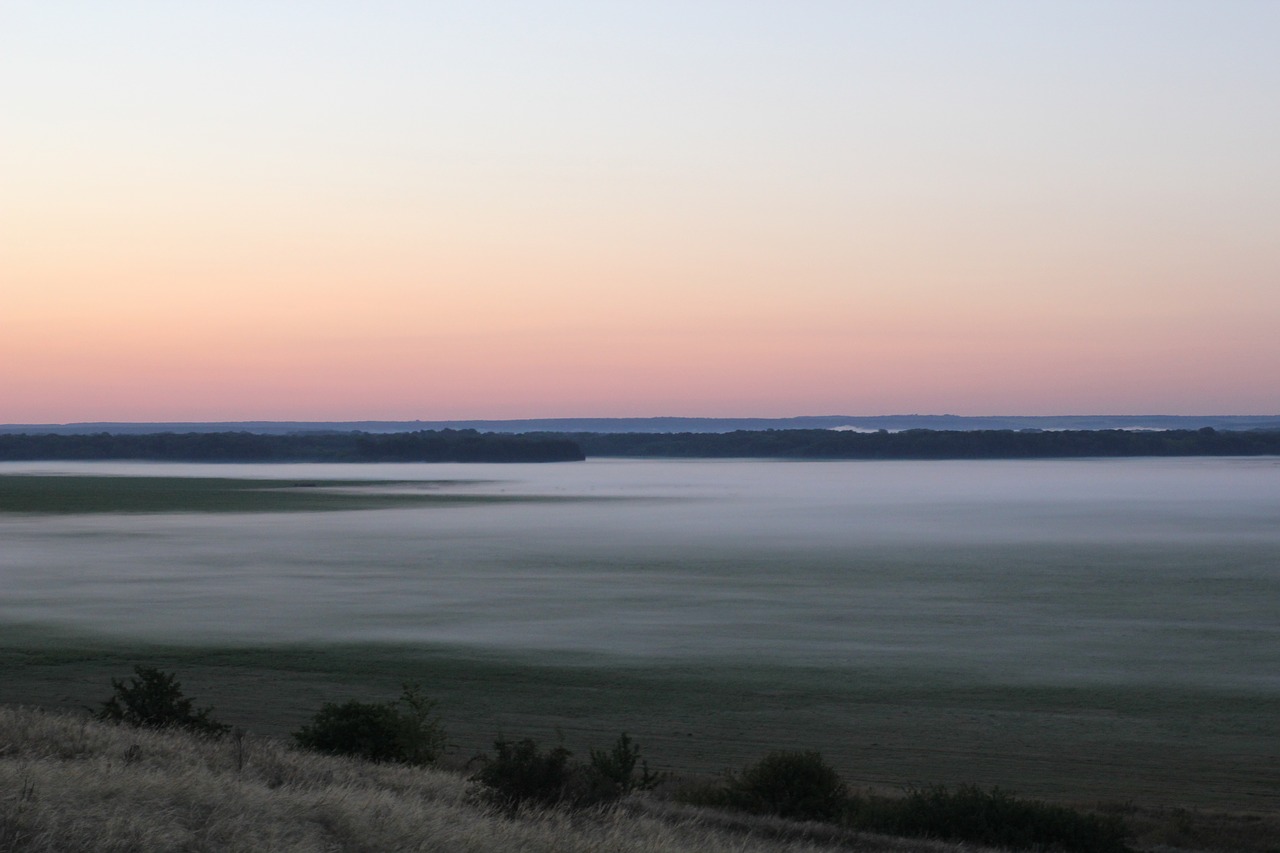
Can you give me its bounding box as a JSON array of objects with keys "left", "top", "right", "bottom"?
[{"left": 3, "top": 2, "right": 1278, "bottom": 419}]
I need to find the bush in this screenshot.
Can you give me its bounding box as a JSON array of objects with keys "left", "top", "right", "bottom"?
[
  {"left": 93, "top": 666, "right": 230, "bottom": 736},
  {"left": 472, "top": 733, "right": 660, "bottom": 810},
  {"left": 292, "top": 684, "right": 444, "bottom": 765},
  {"left": 472, "top": 737, "right": 576, "bottom": 809},
  {"left": 725, "top": 750, "right": 848, "bottom": 822},
  {"left": 678, "top": 749, "right": 1129, "bottom": 852},
  {"left": 848, "top": 785, "right": 1131, "bottom": 853}
]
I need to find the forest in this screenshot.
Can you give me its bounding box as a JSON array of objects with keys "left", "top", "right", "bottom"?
[
  {"left": 563, "top": 427, "right": 1280, "bottom": 459},
  {"left": 0, "top": 429, "right": 585, "bottom": 463},
  {"left": 3, "top": 427, "right": 1280, "bottom": 462}
]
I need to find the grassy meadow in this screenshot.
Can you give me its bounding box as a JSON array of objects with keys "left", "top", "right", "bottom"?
[
  {"left": 4, "top": 627, "right": 1277, "bottom": 817},
  {"left": 2, "top": 705, "right": 993, "bottom": 853},
  {"left": 2, "top": 693, "right": 1277, "bottom": 852}
]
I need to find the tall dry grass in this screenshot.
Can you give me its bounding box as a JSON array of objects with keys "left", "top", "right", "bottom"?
[{"left": 0, "top": 706, "right": 983, "bottom": 853}]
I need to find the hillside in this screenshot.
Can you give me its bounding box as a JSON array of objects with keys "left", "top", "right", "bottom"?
[
  {"left": 4, "top": 706, "right": 1278, "bottom": 852},
  {"left": 0, "top": 705, "right": 987, "bottom": 853}
]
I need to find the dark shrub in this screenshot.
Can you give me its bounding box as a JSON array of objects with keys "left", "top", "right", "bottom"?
[
  {"left": 726, "top": 750, "right": 848, "bottom": 822},
  {"left": 472, "top": 737, "right": 576, "bottom": 809},
  {"left": 849, "top": 784, "right": 1131, "bottom": 853},
  {"left": 293, "top": 700, "right": 403, "bottom": 762},
  {"left": 93, "top": 666, "right": 229, "bottom": 736},
  {"left": 473, "top": 732, "right": 662, "bottom": 810},
  {"left": 293, "top": 684, "right": 444, "bottom": 765}
]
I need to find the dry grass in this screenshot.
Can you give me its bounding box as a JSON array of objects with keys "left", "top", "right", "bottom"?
[{"left": 0, "top": 706, "right": 986, "bottom": 853}]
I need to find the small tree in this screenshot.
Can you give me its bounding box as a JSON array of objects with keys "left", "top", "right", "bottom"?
[
  {"left": 293, "top": 684, "right": 444, "bottom": 765},
  {"left": 394, "top": 684, "right": 447, "bottom": 765},
  {"left": 94, "top": 666, "right": 230, "bottom": 736},
  {"left": 588, "top": 732, "right": 662, "bottom": 795}
]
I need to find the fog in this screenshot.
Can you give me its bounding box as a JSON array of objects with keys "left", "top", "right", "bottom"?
[{"left": 3, "top": 458, "right": 1278, "bottom": 691}]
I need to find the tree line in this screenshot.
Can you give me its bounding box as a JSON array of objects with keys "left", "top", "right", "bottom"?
[
  {"left": 3, "top": 427, "right": 1279, "bottom": 462},
  {"left": 560, "top": 427, "right": 1280, "bottom": 459},
  {"left": 0, "top": 429, "right": 585, "bottom": 463}
]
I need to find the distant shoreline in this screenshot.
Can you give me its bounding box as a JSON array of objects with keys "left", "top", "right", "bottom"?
[{"left": 2, "top": 426, "right": 1279, "bottom": 462}]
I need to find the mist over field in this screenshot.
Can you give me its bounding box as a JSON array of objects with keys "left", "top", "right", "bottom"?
[{"left": 3, "top": 458, "right": 1277, "bottom": 694}]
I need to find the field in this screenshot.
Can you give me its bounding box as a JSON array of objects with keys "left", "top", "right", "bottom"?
[
  {"left": 6, "top": 626, "right": 1278, "bottom": 816},
  {"left": 3, "top": 461, "right": 1278, "bottom": 823},
  {"left": 0, "top": 474, "right": 583, "bottom": 514}
]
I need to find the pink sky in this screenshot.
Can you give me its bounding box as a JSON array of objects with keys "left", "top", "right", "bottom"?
[{"left": 3, "top": 2, "right": 1278, "bottom": 422}]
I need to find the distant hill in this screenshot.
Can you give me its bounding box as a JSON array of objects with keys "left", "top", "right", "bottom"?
[{"left": 4, "top": 414, "right": 1280, "bottom": 435}]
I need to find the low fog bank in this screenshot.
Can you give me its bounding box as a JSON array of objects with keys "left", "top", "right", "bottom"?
[{"left": 2, "top": 458, "right": 1277, "bottom": 693}]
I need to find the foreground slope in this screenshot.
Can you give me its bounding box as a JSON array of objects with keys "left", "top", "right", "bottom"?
[{"left": 0, "top": 706, "right": 985, "bottom": 853}]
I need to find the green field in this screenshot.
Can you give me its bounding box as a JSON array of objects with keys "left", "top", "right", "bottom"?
[
  {"left": 0, "top": 474, "right": 592, "bottom": 514},
  {"left": 4, "top": 626, "right": 1276, "bottom": 814}
]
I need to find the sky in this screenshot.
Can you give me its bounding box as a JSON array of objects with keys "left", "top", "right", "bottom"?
[{"left": 3, "top": 1, "right": 1278, "bottom": 422}]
